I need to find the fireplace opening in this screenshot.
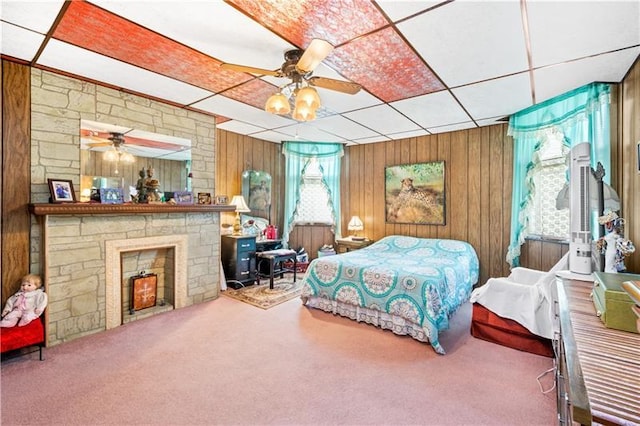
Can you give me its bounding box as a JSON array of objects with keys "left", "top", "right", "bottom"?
[
  {"left": 121, "top": 248, "right": 175, "bottom": 324},
  {"left": 105, "top": 235, "right": 188, "bottom": 330}
]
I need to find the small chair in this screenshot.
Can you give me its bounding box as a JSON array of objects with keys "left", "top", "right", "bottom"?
[
  {"left": 469, "top": 254, "right": 569, "bottom": 356},
  {"left": 1, "top": 316, "right": 45, "bottom": 361},
  {"left": 256, "top": 249, "right": 297, "bottom": 289}
]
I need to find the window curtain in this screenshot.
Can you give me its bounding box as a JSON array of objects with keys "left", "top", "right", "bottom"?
[
  {"left": 281, "top": 142, "right": 344, "bottom": 248},
  {"left": 506, "top": 82, "right": 611, "bottom": 267}
]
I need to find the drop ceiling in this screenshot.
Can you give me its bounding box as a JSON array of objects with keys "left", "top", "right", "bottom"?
[{"left": 2, "top": 0, "right": 639, "bottom": 145}]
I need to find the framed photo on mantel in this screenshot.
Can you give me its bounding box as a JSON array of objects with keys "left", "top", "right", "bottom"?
[{"left": 48, "top": 178, "right": 76, "bottom": 203}]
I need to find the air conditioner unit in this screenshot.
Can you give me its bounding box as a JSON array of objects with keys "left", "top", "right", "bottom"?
[{"left": 568, "top": 143, "right": 593, "bottom": 275}]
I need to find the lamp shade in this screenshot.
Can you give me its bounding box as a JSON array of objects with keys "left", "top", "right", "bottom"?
[
  {"left": 292, "top": 104, "right": 317, "bottom": 122},
  {"left": 265, "top": 92, "right": 291, "bottom": 114},
  {"left": 347, "top": 216, "right": 364, "bottom": 231},
  {"left": 295, "top": 86, "right": 321, "bottom": 109},
  {"left": 230, "top": 195, "right": 251, "bottom": 213}
]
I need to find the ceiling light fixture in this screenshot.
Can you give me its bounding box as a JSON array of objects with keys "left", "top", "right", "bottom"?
[{"left": 265, "top": 84, "right": 321, "bottom": 122}]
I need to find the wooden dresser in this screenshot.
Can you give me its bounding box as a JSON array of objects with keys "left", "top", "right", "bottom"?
[{"left": 555, "top": 278, "right": 640, "bottom": 425}]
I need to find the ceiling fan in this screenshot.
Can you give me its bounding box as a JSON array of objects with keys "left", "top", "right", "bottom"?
[
  {"left": 221, "top": 38, "right": 362, "bottom": 121},
  {"left": 81, "top": 129, "right": 189, "bottom": 152}
]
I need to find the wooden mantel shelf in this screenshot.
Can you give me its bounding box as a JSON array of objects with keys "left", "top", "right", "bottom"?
[{"left": 29, "top": 203, "right": 236, "bottom": 216}]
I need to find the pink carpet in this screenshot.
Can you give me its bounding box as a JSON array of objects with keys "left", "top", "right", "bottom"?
[{"left": 1, "top": 295, "right": 556, "bottom": 425}]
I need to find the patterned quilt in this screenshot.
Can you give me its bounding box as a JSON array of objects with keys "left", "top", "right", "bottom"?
[{"left": 300, "top": 235, "right": 479, "bottom": 354}]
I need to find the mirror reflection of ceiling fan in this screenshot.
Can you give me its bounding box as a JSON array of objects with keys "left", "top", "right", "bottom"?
[
  {"left": 221, "top": 39, "right": 361, "bottom": 120},
  {"left": 80, "top": 119, "right": 192, "bottom": 161}
]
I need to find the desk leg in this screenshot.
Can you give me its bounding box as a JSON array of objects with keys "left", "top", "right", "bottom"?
[
  {"left": 269, "top": 258, "right": 275, "bottom": 289},
  {"left": 293, "top": 257, "right": 297, "bottom": 282}
]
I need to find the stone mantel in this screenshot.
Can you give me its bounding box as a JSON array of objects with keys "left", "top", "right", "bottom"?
[{"left": 29, "top": 203, "right": 236, "bottom": 216}]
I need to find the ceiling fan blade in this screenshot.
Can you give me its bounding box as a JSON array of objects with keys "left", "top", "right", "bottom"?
[
  {"left": 296, "top": 39, "right": 333, "bottom": 74},
  {"left": 308, "top": 76, "right": 361, "bottom": 95},
  {"left": 86, "top": 142, "right": 112, "bottom": 148},
  {"left": 220, "top": 62, "right": 280, "bottom": 77}
]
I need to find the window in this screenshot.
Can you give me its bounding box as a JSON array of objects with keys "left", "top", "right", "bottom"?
[
  {"left": 527, "top": 129, "right": 570, "bottom": 240},
  {"left": 291, "top": 157, "right": 334, "bottom": 225}
]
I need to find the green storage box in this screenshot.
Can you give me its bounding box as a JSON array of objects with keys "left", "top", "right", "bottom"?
[{"left": 592, "top": 271, "right": 640, "bottom": 334}]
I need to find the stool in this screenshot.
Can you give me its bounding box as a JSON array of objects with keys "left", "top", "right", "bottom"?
[
  {"left": 256, "top": 249, "right": 297, "bottom": 289},
  {"left": 1, "top": 318, "right": 45, "bottom": 361}
]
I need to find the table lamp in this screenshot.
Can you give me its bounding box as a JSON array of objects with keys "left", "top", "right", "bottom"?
[
  {"left": 230, "top": 195, "right": 251, "bottom": 236},
  {"left": 347, "top": 216, "right": 364, "bottom": 240}
]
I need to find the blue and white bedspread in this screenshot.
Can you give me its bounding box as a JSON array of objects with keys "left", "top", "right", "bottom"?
[{"left": 300, "top": 235, "right": 479, "bottom": 354}]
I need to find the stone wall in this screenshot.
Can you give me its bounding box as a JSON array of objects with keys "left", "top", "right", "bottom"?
[{"left": 30, "top": 69, "right": 220, "bottom": 345}]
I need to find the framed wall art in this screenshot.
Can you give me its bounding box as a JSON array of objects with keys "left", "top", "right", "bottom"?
[
  {"left": 99, "top": 188, "right": 124, "bottom": 204},
  {"left": 197, "top": 192, "right": 212, "bottom": 205},
  {"left": 174, "top": 191, "right": 194, "bottom": 205},
  {"left": 385, "top": 161, "right": 446, "bottom": 225},
  {"left": 242, "top": 170, "right": 272, "bottom": 221},
  {"left": 48, "top": 178, "right": 77, "bottom": 203}
]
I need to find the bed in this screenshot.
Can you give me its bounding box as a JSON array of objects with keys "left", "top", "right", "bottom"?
[{"left": 300, "top": 235, "right": 479, "bottom": 354}]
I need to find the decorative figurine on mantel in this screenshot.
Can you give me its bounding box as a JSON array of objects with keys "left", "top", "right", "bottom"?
[
  {"left": 133, "top": 167, "right": 147, "bottom": 203},
  {"left": 144, "top": 167, "right": 162, "bottom": 203},
  {"left": 596, "top": 211, "right": 636, "bottom": 273}
]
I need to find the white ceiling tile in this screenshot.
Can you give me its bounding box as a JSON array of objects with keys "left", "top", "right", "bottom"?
[
  {"left": 475, "top": 117, "right": 509, "bottom": 127},
  {"left": 216, "top": 120, "right": 266, "bottom": 135},
  {"left": 391, "top": 90, "right": 470, "bottom": 128},
  {"left": 89, "top": 0, "right": 293, "bottom": 69},
  {"left": 1, "top": 0, "right": 64, "bottom": 33},
  {"left": 427, "top": 121, "right": 478, "bottom": 134},
  {"left": 385, "top": 129, "right": 430, "bottom": 139},
  {"left": 452, "top": 72, "right": 532, "bottom": 121},
  {"left": 398, "top": 1, "right": 528, "bottom": 87},
  {"left": 535, "top": 47, "right": 640, "bottom": 103},
  {"left": 344, "top": 104, "right": 421, "bottom": 135},
  {"left": 191, "top": 94, "right": 295, "bottom": 129},
  {"left": 275, "top": 123, "right": 346, "bottom": 143},
  {"left": 246, "top": 130, "right": 290, "bottom": 144},
  {"left": 528, "top": 1, "right": 640, "bottom": 68},
  {"left": 311, "top": 115, "right": 380, "bottom": 140},
  {"left": 350, "top": 135, "right": 392, "bottom": 145},
  {"left": 37, "top": 40, "right": 213, "bottom": 105},
  {"left": 376, "top": 1, "right": 443, "bottom": 22},
  {"left": 1, "top": 22, "right": 45, "bottom": 61}
]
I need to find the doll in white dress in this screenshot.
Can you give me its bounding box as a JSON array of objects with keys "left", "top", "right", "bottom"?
[
  {"left": 0, "top": 274, "right": 47, "bottom": 327},
  {"left": 597, "top": 211, "right": 635, "bottom": 273}
]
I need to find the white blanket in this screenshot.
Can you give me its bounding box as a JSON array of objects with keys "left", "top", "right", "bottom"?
[{"left": 470, "top": 254, "right": 568, "bottom": 339}]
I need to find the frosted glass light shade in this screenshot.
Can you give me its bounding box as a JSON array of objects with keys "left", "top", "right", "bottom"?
[
  {"left": 348, "top": 216, "right": 364, "bottom": 232},
  {"left": 295, "top": 86, "right": 321, "bottom": 109},
  {"left": 292, "top": 104, "right": 316, "bottom": 122},
  {"left": 103, "top": 148, "right": 119, "bottom": 162},
  {"left": 265, "top": 92, "right": 291, "bottom": 114}
]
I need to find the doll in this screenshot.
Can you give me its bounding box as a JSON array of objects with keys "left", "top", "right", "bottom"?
[
  {"left": 596, "top": 211, "right": 636, "bottom": 273},
  {"left": 0, "top": 274, "right": 47, "bottom": 327}
]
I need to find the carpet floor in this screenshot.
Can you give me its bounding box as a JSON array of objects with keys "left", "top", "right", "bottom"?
[
  {"left": 223, "top": 278, "right": 302, "bottom": 309},
  {"left": 0, "top": 289, "right": 557, "bottom": 425}
]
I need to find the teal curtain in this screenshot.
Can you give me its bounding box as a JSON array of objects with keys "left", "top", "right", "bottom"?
[
  {"left": 281, "top": 142, "right": 344, "bottom": 248},
  {"left": 506, "top": 83, "right": 611, "bottom": 267}
]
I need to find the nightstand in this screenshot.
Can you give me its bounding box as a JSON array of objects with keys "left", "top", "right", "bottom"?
[{"left": 335, "top": 237, "right": 373, "bottom": 253}]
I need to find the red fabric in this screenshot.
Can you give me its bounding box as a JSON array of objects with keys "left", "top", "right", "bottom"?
[
  {"left": 470, "top": 303, "right": 553, "bottom": 358},
  {"left": 1, "top": 319, "right": 44, "bottom": 353}
]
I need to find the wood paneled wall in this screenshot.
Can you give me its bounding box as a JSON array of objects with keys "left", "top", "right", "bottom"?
[
  {"left": 617, "top": 57, "right": 640, "bottom": 273},
  {"left": 1, "top": 61, "right": 31, "bottom": 306},
  {"left": 343, "top": 125, "right": 513, "bottom": 285},
  {"left": 215, "top": 129, "right": 284, "bottom": 230}
]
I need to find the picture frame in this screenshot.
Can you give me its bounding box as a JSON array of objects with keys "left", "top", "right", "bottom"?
[
  {"left": 174, "top": 191, "right": 194, "bottom": 205},
  {"left": 99, "top": 188, "right": 124, "bottom": 204},
  {"left": 197, "top": 192, "right": 212, "bottom": 205},
  {"left": 385, "top": 161, "right": 446, "bottom": 225},
  {"left": 242, "top": 170, "right": 272, "bottom": 221},
  {"left": 215, "top": 195, "right": 228, "bottom": 205},
  {"left": 48, "top": 178, "right": 77, "bottom": 203}
]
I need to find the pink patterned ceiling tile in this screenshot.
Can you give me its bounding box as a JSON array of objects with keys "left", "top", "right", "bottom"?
[
  {"left": 228, "top": 0, "right": 389, "bottom": 48},
  {"left": 54, "top": 1, "right": 250, "bottom": 94},
  {"left": 328, "top": 27, "right": 445, "bottom": 102}
]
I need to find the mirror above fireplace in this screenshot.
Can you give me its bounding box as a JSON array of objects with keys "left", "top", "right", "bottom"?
[{"left": 80, "top": 119, "right": 192, "bottom": 202}]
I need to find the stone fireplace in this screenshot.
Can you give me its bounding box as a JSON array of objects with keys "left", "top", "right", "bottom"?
[
  {"left": 105, "top": 234, "right": 188, "bottom": 330},
  {"left": 30, "top": 203, "right": 233, "bottom": 346}
]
